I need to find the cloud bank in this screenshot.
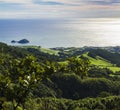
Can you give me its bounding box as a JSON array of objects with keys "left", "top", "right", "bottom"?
[{"left": 0, "top": 0, "right": 120, "bottom": 19}]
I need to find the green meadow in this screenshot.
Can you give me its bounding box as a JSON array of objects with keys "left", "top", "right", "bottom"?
[
  {"left": 22, "top": 46, "right": 59, "bottom": 55},
  {"left": 83, "top": 53, "right": 120, "bottom": 72}
]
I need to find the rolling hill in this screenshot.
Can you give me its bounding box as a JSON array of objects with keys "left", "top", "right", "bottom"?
[
  {"left": 21, "top": 45, "right": 120, "bottom": 72},
  {"left": 1, "top": 42, "right": 120, "bottom": 72}
]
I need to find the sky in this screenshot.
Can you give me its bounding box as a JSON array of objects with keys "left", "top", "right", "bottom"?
[{"left": 0, "top": 0, "right": 120, "bottom": 19}]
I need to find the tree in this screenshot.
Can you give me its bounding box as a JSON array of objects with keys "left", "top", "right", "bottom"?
[
  {"left": 68, "top": 56, "right": 90, "bottom": 79},
  {"left": 0, "top": 55, "right": 44, "bottom": 110},
  {"left": 88, "top": 66, "right": 113, "bottom": 78},
  {"left": 43, "top": 61, "right": 58, "bottom": 79}
]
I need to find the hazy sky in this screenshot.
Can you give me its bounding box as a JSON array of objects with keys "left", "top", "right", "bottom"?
[{"left": 0, "top": 0, "right": 120, "bottom": 19}]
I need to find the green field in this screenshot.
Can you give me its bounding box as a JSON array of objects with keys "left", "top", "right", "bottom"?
[
  {"left": 83, "top": 53, "right": 120, "bottom": 72},
  {"left": 39, "top": 47, "right": 59, "bottom": 55},
  {"left": 22, "top": 46, "right": 59, "bottom": 55}
]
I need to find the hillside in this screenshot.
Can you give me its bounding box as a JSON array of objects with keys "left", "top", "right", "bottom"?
[
  {"left": 52, "top": 46, "right": 120, "bottom": 72},
  {"left": 0, "top": 42, "right": 120, "bottom": 110},
  {"left": 20, "top": 45, "right": 120, "bottom": 72},
  {"left": 83, "top": 52, "right": 120, "bottom": 72},
  {"left": 22, "top": 45, "right": 59, "bottom": 55},
  {"left": 1, "top": 42, "right": 120, "bottom": 72}
]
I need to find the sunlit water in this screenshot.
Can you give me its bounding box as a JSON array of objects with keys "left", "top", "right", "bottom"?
[{"left": 0, "top": 18, "right": 120, "bottom": 48}]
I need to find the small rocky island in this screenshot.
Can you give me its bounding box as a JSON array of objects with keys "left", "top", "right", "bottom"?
[{"left": 11, "top": 39, "right": 30, "bottom": 44}]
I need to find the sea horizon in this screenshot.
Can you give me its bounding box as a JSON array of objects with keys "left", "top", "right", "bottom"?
[{"left": 0, "top": 18, "right": 120, "bottom": 48}]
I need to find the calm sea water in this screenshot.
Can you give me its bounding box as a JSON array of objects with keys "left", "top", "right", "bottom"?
[{"left": 0, "top": 18, "right": 120, "bottom": 48}]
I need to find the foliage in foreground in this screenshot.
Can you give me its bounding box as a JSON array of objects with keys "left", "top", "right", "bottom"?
[
  {"left": 2, "top": 96, "right": 120, "bottom": 110},
  {"left": 0, "top": 42, "right": 120, "bottom": 110}
]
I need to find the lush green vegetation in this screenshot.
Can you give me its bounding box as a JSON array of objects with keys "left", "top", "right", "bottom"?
[
  {"left": 0, "top": 42, "right": 120, "bottom": 110},
  {"left": 3, "top": 96, "right": 120, "bottom": 110},
  {"left": 88, "top": 49, "right": 120, "bottom": 66},
  {"left": 22, "top": 46, "right": 59, "bottom": 55},
  {"left": 83, "top": 53, "right": 120, "bottom": 72}
]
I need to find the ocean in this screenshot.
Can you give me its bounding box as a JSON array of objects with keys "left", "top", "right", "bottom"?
[{"left": 0, "top": 18, "right": 120, "bottom": 48}]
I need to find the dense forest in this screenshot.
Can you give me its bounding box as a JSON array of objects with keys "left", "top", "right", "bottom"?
[{"left": 0, "top": 42, "right": 120, "bottom": 110}]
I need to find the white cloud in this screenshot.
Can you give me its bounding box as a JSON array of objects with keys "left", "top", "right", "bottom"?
[
  {"left": 0, "top": 0, "right": 120, "bottom": 19},
  {"left": 0, "top": 0, "right": 32, "bottom": 4},
  {"left": 0, "top": 6, "right": 70, "bottom": 19},
  {"left": 41, "top": 0, "right": 83, "bottom": 5}
]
